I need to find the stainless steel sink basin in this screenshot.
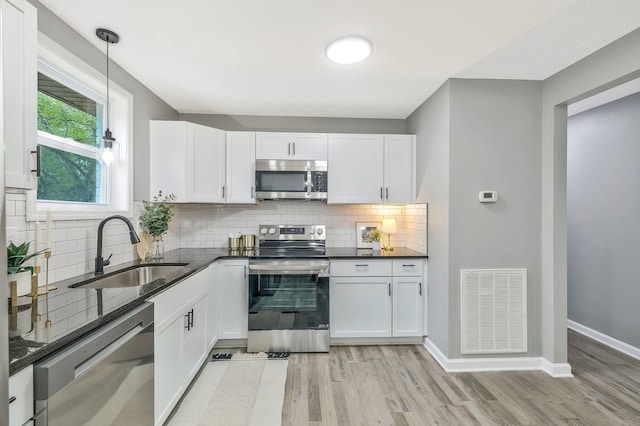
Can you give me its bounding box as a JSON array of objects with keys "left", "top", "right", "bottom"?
[{"left": 72, "top": 263, "right": 192, "bottom": 289}]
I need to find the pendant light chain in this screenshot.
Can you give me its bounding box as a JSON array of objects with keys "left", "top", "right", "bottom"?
[{"left": 106, "top": 38, "right": 110, "bottom": 132}]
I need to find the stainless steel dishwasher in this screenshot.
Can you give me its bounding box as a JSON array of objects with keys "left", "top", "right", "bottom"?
[{"left": 33, "top": 302, "right": 154, "bottom": 425}]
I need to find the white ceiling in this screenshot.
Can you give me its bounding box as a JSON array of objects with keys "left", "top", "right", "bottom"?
[{"left": 40, "top": 0, "right": 640, "bottom": 119}]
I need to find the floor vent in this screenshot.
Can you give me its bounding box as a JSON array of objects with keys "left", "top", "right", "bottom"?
[{"left": 461, "top": 268, "right": 527, "bottom": 354}]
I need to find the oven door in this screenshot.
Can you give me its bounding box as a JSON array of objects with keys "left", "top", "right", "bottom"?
[{"left": 248, "top": 260, "right": 329, "bottom": 334}]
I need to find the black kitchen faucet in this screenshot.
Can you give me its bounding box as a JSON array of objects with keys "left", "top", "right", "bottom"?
[{"left": 95, "top": 215, "right": 140, "bottom": 275}]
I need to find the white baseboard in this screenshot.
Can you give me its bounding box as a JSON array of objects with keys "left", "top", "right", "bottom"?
[
  {"left": 423, "top": 337, "right": 573, "bottom": 378},
  {"left": 568, "top": 320, "right": 640, "bottom": 361}
]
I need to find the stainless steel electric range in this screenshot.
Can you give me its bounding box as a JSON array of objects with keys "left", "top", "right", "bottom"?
[{"left": 247, "top": 225, "right": 329, "bottom": 353}]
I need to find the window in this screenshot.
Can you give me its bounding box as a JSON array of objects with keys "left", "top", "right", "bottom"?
[
  {"left": 37, "top": 69, "right": 106, "bottom": 203},
  {"left": 27, "top": 34, "right": 133, "bottom": 220}
]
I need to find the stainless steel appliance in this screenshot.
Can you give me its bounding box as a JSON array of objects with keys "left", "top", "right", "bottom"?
[
  {"left": 248, "top": 225, "right": 329, "bottom": 352},
  {"left": 33, "top": 303, "right": 154, "bottom": 425},
  {"left": 255, "top": 159, "right": 327, "bottom": 200}
]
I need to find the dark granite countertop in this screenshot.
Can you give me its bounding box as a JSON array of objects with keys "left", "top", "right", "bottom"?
[
  {"left": 327, "top": 247, "right": 427, "bottom": 259},
  {"left": 8, "top": 248, "right": 248, "bottom": 375},
  {"left": 9, "top": 246, "right": 426, "bottom": 375}
]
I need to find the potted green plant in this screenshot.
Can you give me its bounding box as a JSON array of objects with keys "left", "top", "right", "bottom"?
[
  {"left": 7, "top": 241, "right": 48, "bottom": 296},
  {"left": 369, "top": 229, "right": 383, "bottom": 251},
  {"left": 139, "top": 191, "right": 176, "bottom": 259}
]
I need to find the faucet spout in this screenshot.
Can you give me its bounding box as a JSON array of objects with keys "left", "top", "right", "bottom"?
[{"left": 95, "top": 215, "right": 141, "bottom": 275}]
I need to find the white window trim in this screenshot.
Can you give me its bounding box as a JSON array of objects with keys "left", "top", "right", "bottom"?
[{"left": 27, "top": 33, "right": 134, "bottom": 221}]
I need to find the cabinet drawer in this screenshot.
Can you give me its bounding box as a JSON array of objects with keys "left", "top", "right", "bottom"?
[
  {"left": 330, "top": 260, "right": 392, "bottom": 277},
  {"left": 392, "top": 260, "right": 423, "bottom": 276},
  {"left": 9, "top": 365, "right": 33, "bottom": 426},
  {"left": 150, "top": 269, "right": 208, "bottom": 328}
]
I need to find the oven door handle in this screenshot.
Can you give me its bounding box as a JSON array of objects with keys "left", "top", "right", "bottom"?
[{"left": 249, "top": 261, "right": 329, "bottom": 275}]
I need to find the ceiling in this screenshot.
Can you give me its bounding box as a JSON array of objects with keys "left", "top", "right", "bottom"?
[{"left": 39, "top": 0, "right": 640, "bottom": 119}]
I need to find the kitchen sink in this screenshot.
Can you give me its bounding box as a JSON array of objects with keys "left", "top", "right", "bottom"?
[{"left": 71, "top": 263, "right": 193, "bottom": 289}]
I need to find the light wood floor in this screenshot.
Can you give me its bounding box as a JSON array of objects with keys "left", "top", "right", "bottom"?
[{"left": 282, "top": 330, "right": 640, "bottom": 425}]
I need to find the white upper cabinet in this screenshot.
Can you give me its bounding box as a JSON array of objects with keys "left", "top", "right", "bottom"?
[
  {"left": 150, "top": 120, "right": 226, "bottom": 203},
  {"left": 328, "top": 133, "right": 415, "bottom": 204},
  {"left": 3, "top": 0, "right": 37, "bottom": 190},
  {"left": 225, "top": 131, "right": 256, "bottom": 204},
  {"left": 384, "top": 135, "right": 415, "bottom": 203},
  {"left": 256, "top": 132, "right": 327, "bottom": 160},
  {"left": 188, "top": 124, "right": 226, "bottom": 203},
  {"left": 328, "top": 134, "right": 384, "bottom": 204}
]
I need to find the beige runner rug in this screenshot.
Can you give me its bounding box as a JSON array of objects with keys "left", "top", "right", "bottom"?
[{"left": 168, "top": 359, "right": 288, "bottom": 426}]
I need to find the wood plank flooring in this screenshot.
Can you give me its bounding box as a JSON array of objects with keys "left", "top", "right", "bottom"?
[{"left": 282, "top": 330, "right": 640, "bottom": 425}]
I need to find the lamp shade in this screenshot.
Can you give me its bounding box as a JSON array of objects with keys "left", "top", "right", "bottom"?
[{"left": 381, "top": 218, "right": 397, "bottom": 234}]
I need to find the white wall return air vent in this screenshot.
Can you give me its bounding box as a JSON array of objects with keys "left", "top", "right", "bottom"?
[{"left": 461, "top": 268, "right": 527, "bottom": 354}]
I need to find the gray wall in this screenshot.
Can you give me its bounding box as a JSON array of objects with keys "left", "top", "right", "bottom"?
[
  {"left": 448, "top": 79, "right": 542, "bottom": 357},
  {"left": 406, "top": 82, "right": 451, "bottom": 355},
  {"left": 541, "top": 27, "right": 640, "bottom": 363},
  {"left": 408, "top": 79, "right": 543, "bottom": 358},
  {"left": 179, "top": 113, "right": 406, "bottom": 134},
  {"left": 567, "top": 92, "right": 640, "bottom": 348},
  {"left": 28, "top": 0, "right": 180, "bottom": 201}
]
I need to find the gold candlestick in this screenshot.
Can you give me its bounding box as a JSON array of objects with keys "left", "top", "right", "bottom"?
[{"left": 44, "top": 251, "right": 52, "bottom": 329}]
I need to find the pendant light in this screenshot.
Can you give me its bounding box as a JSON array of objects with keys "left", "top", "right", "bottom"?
[{"left": 96, "top": 28, "right": 119, "bottom": 165}]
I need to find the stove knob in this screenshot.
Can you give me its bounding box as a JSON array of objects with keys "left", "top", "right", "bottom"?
[
  {"left": 268, "top": 228, "right": 276, "bottom": 235},
  {"left": 316, "top": 228, "right": 324, "bottom": 236},
  {"left": 260, "top": 228, "right": 268, "bottom": 234},
  {"left": 309, "top": 227, "right": 315, "bottom": 235}
]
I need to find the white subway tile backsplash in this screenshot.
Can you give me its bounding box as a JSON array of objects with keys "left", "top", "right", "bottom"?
[{"left": 6, "top": 191, "right": 426, "bottom": 285}]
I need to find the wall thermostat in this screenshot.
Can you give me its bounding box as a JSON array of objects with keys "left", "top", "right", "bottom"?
[{"left": 479, "top": 191, "right": 498, "bottom": 203}]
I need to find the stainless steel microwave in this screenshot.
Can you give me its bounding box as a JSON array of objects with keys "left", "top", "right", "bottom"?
[{"left": 255, "top": 159, "right": 327, "bottom": 200}]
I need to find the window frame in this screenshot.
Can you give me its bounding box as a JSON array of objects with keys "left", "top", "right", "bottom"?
[{"left": 27, "top": 33, "right": 134, "bottom": 221}]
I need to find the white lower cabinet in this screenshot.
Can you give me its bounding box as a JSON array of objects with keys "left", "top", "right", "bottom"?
[
  {"left": 9, "top": 365, "right": 33, "bottom": 426},
  {"left": 330, "top": 276, "right": 392, "bottom": 338},
  {"left": 330, "top": 259, "right": 424, "bottom": 339},
  {"left": 207, "top": 263, "right": 219, "bottom": 349},
  {"left": 216, "top": 259, "right": 248, "bottom": 339},
  {"left": 150, "top": 269, "right": 209, "bottom": 426}
]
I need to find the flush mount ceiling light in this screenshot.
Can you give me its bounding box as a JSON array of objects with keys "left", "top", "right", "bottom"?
[
  {"left": 96, "top": 28, "right": 119, "bottom": 166},
  {"left": 325, "top": 36, "right": 372, "bottom": 65}
]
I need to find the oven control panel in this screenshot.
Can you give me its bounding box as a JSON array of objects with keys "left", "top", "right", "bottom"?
[{"left": 259, "top": 225, "right": 326, "bottom": 241}]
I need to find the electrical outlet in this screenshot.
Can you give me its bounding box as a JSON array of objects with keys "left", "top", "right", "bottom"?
[{"left": 7, "top": 227, "right": 18, "bottom": 244}]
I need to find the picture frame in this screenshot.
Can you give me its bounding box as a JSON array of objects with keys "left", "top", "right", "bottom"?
[{"left": 355, "top": 222, "right": 382, "bottom": 249}]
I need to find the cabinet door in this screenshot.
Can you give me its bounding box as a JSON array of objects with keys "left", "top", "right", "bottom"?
[
  {"left": 3, "top": 0, "right": 37, "bottom": 189},
  {"left": 9, "top": 365, "right": 33, "bottom": 426},
  {"left": 384, "top": 135, "right": 415, "bottom": 203},
  {"left": 183, "top": 294, "right": 208, "bottom": 383},
  {"left": 392, "top": 277, "right": 423, "bottom": 337},
  {"left": 150, "top": 121, "right": 188, "bottom": 201},
  {"left": 207, "top": 263, "right": 219, "bottom": 349},
  {"left": 256, "top": 132, "right": 327, "bottom": 160},
  {"left": 155, "top": 314, "right": 185, "bottom": 425},
  {"left": 226, "top": 131, "right": 256, "bottom": 204},
  {"left": 328, "top": 134, "right": 384, "bottom": 204},
  {"left": 330, "top": 276, "right": 392, "bottom": 338},
  {"left": 216, "top": 260, "right": 248, "bottom": 339},
  {"left": 291, "top": 133, "right": 327, "bottom": 160},
  {"left": 255, "top": 133, "right": 292, "bottom": 159},
  {"left": 188, "top": 124, "right": 226, "bottom": 203}
]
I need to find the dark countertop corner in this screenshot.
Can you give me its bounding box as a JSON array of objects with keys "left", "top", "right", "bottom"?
[{"left": 327, "top": 247, "right": 427, "bottom": 259}]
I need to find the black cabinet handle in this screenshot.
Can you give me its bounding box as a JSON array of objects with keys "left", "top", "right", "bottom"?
[
  {"left": 8, "top": 396, "right": 16, "bottom": 404},
  {"left": 222, "top": 186, "right": 225, "bottom": 198},
  {"left": 251, "top": 186, "right": 254, "bottom": 198},
  {"left": 388, "top": 283, "right": 391, "bottom": 296},
  {"left": 355, "top": 264, "right": 369, "bottom": 267},
  {"left": 380, "top": 187, "right": 383, "bottom": 199},
  {"left": 419, "top": 282, "right": 422, "bottom": 295},
  {"left": 189, "top": 309, "right": 194, "bottom": 328},
  {"left": 31, "top": 145, "right": 41, "bottom": 177},
  {"left": 402, "top": 264, "right": 416, "bottom": 268},
  {"left": 386, "top": 187, "right": 389, "bottom": 199},
  {"left": 185, "top": 312, "right": 190, "bottom": 330},
  {"left": 244, "top": 265, "right": 247, "bottom": 279}
]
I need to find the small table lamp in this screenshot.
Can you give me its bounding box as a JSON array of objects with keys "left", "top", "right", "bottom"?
[{"left": 381, "top": 218, "right": 397, "bottom": 252}]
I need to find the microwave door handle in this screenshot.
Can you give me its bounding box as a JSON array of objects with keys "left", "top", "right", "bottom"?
[{"left": 307, "top": 170, "right": 312, "bottom": 197}]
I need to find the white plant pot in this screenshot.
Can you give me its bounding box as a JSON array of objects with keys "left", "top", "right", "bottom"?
[
  {"left": 7, "top": 271, "right": 33, "bottom": 297},
  {"left": 372, "top": 241, "right": 382, "bottom": 251}
]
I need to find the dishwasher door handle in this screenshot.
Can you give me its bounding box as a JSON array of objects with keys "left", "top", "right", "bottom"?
[{"left": 74, "top": 324, "right": 144, "bottom": 378}]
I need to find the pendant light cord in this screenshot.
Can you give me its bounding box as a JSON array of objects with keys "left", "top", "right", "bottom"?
[{"left": 106, "top": 39, "right": 110, "bottom": 132}]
